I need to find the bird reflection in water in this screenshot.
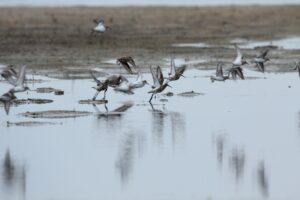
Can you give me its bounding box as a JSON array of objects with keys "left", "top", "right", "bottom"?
[
  {"left": 229, "top": 147, "right": 246, "bottom": 181},
  {"left": 93, "top": 101, "right": 133, "bottom": 119},
  {"left": 170, "top": 111, "right": 186, "bottom": 148},
  {"left": 92, "top": 102, "right": 133, "bottom": 132},
  {"left": 149, "top": 102, "right": 167, "bottom": 145},
  {"left": 1, "top": 149, "right": 26, "bottom": 199},
  {"left": 149, "top": 102, "right": 186, "bottom": 148},
  {"left": 257, "top": 161, "right": 269, "bottom": 197},
  {"left": 213, "top": 133, "right": 227, "bottom": 169},
  {"left": 115, "top": 132, "right": 145, "bottom": 185}
]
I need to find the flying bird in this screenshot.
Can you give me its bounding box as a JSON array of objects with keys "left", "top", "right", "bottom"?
[
  {"left": 117, "top": 56, "right": 137, "bottom": 74},
  {"left": 148, "top": 65, "right": 171, "bottom": 102},
  {"left": 167, "top": 56, "right": 186, "bottom": 81},
  {"left": 91, "top": 19, "right": 110, "bottom": 34},
  {"left": 210, "top": 62, "right": 229, "bottom": 82},
  {"left": 253, "top": 49, "right": 270, "bottom": 72}
]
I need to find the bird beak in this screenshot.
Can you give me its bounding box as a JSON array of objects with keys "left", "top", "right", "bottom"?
[{"left": 167, "top": 84, "right": 172, "bottom": 88}]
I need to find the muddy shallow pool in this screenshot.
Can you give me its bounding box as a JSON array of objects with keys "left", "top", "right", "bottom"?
[{"left": 1, "top": 67, "right": 300, "bottom": 200}]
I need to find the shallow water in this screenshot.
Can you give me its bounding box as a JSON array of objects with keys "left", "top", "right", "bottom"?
[{"left": 1, "top": 68, "right": 300, "bottom": 200}]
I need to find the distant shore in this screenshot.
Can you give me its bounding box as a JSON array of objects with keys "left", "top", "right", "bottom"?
[{"left": 0, "top": 6, "right": 299, "bottom": 77}]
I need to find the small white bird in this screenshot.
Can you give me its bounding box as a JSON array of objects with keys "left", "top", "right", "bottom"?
[
  {"left": 128, "top": 72, "right": 148, "bottom": 89},
  {"left": 114, "top": 80, "right": 134, "bottom": 94},
  {"left": 92, "top": 19, "right": 110, "bottom": 34}
]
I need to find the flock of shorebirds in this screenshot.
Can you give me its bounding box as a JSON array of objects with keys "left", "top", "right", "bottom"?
[{"left": 0, "top": 19, "right": 299, "bottom": 115}]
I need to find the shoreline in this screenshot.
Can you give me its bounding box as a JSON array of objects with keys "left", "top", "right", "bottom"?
[{"left": 0, "top": 6, "right": 299, "bottom": 77}]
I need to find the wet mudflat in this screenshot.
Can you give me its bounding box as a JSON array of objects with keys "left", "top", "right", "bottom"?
[{"left": 1, "top": 67, "right": 300, "bottom": 200}]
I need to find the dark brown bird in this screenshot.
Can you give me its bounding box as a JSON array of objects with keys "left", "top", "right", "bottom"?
[
  {"left": 117, "top": 56, "right": 136, "bottom": 74},
  {"left": 168, "top": 56, "right": 187, "bottom": 81},
  {"left": 228, "top": 66, "right": 244, "bottom": 80}
]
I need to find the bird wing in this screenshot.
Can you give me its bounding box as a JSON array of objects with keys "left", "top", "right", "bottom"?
[
  {"left": 15, "top": 65, "right": 27, "bottom": 86},
  {"left": 236, "top": 67, "right": 245, "bottom": 79},
  {"left": 119, "top": 60, "right": 133, "bottom": 74},
  {"left": 90, "top": 71, "right": 101, "bottom": 84},
  {"left": 156, "top": 65, "right": 164, "bottom": 86},
  {"left": 4, "top": 101, "right": 11, "bottom": 115},
  {"left": 233, "top": 44, "right": 242, "bottom": 64},
  {"left": 129, "top": 57, "right": 136, "bottom": 67},
  {"left": 258, "top": 62, "right": 265, "bottom": 73},
  {"left": 136, "top": 72, "right": 142, "bottom": 82},
  {"left": 150, "top": 65, "right": 160, "bottom": 88},
  {"left": 216, "top": 63, "right": 223, "bottom": 77},
  {"left": 258, "top": 49, "right": 268, "bottom": 58},
  {"left": 175, "top": 65, "right": 186, "bottom": 77},
  {"left": 169, "top": 56, "right": 176, "bottom": 77}
]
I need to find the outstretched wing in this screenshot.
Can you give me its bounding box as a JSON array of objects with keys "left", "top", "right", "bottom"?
[
  {"left": 257, "top": 62, "right": 265, "bottom": 73},
  {"left": 156, "top": 65, "right": 164, "bottom": 86},
  {"left": 15, "top": 65, "right": 27, "bottom": 86},
  {"left": 236, "top": 67, "right": 244, "bottom": 79},
  {"left": 233, "top": 44, "right": 242, "bottom": 65},
  {"left": 257, "top": 49, "right": 268, "bottom": 58},
  {"left": 175, "top": 65, "right": 186, "bottom": 77},
  {"left": 90, "top": 71, "right": 101, "bottom": 84},
  {"left": 216, "top": 63, "right": 223, "bottom": 77},
  {"left": 169, "top": 56, "right": 176, "bottom": 77},
  {"left": 127, "top": 57, "right": 136, "bottom": 67},
  {"left": 150, "top": 65, "right": 160, "bottom": 88}
]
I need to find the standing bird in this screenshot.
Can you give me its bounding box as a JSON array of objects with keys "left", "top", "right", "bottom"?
[
  {"left": 167, "top": 56, "right": 187, "bottom": 81},
  {"left": 148, "top": 65, "right": 171, "bottom": 103},
  {"left": 211, "top": 62, "right": 229, "bottom": 82},
  {"left": 253, "top": 49, "right": 270, "bottom": 72},
  {"left": 91, "top": 19, "right": 110, "bottom": 34},
  {"left": 293, "top": 61, "right": 300, "bottom": 78},
  {"left": 90, "top": 71, "right": 109, "bottom": 100},
  {"left": 117, "top": 56, "right": 137, "bottom": 74},
  {"left": 0, "top": 91, "right": 16, "bottom": 115}
]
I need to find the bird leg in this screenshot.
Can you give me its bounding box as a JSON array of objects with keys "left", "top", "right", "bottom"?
[
  {"left": 102, "top": 90, "right": 107, "bottom": 100},
  {"left": 149, "top": 94, "right": 154, "bottom": 103},
  {"left": 92, "top": 91, "right": 100, "bottom": 100}
]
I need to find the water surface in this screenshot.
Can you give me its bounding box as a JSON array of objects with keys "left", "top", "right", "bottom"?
[{"left": 1, "top": 68, "right": 300, "bottom": 200}]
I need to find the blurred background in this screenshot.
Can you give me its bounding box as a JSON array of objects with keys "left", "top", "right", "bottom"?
[{"left": 0, "top": 0, "right": 299, "bottom": 6}]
